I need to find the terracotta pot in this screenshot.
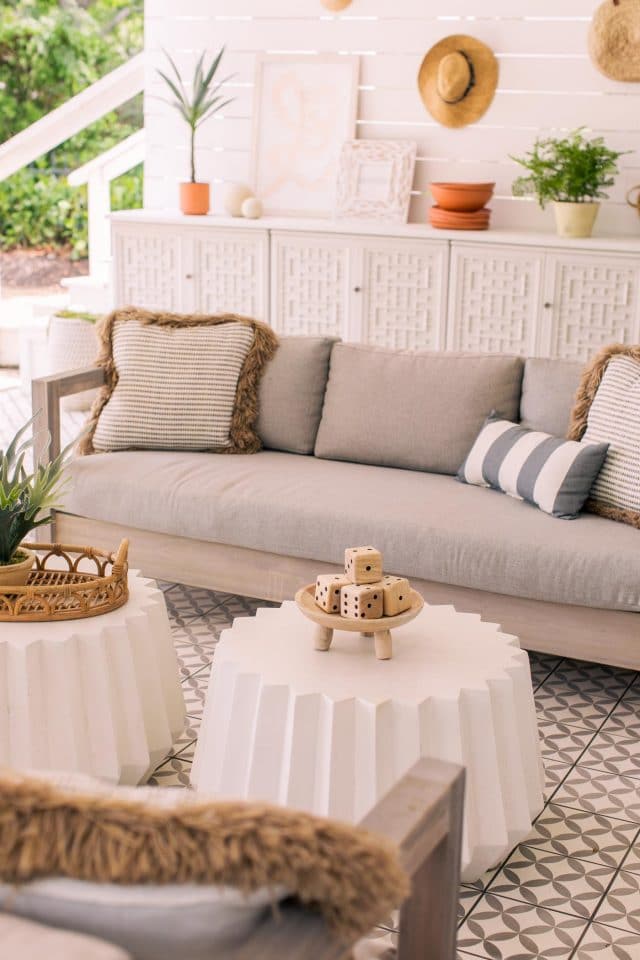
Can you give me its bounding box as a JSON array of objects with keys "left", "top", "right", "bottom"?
[
  {"left": 553, "top": 201, "right": 600, "bottom": 239},
  {"left": 429, "top": 205, "right": 491, "bottom": 231},
  {"left": 180, "top": 182, "right": 210, "bottom": 216},
  {"left": 429, "top": 182, "right": 495, "bottom": 213},
  {"left": 0, "top": 549, "right": 35, "bottom": 588}
]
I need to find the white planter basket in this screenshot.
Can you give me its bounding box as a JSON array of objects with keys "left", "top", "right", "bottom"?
[{"left": 46, "top": 315, "right": 100, "bottom": 411}]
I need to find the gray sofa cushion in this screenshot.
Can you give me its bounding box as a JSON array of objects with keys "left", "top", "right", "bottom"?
[
  {"left": 257, "top": 335, "right": 338, "bottom": 454},
  {"left": 66, "top": 451, "right": 640, "bottom": 612},
  {"left": 520, "top": 358, "right": 583, "bottom": 437},
  {"left": 314, "top": 344, "right": 524, "bottom": 475}
]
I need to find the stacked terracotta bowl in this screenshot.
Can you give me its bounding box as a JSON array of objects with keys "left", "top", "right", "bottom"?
[{"left": 428, "top": 182, "right": 495, "bottom": 230}]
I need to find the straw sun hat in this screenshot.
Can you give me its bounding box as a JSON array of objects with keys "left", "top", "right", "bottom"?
[
  {"left": 418, "top": 35, "right": 498, "bottom": 128},
  {"left": 589, "top": 0, "right": 640, "bottom": 81}
]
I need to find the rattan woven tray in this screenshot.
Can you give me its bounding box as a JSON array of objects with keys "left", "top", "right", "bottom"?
[{"left": 0, "top": 540, "right": 129, "bottom": 622}]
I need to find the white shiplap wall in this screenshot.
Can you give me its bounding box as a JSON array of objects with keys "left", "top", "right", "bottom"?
[{"left": 144, "top": 0, "right": 640, "bottom": 234}]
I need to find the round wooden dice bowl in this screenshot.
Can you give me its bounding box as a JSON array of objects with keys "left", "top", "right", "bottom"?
[{"left": 295, "top": 584, "right": 424, "bottom": 660}]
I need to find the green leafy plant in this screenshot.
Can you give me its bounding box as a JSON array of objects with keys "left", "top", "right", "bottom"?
[
  {"left": 0, "top": 416, "right": 75, "bottom": 565},
  {"left": 157, "top": 49, "right": 234, "bottom": 182},
  {"left": 511, "top": 129, "right": 627, "bottom": 208}
]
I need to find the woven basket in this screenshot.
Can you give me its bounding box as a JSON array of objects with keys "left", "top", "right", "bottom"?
[{"left": 0, "top": 541, "right": 129, "bottom": 622}]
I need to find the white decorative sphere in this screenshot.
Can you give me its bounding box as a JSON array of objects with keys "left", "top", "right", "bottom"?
[
  {"left": 242, "top": 197, "right": 263, "bottom": 219},
  {"left": 224, "top": 183, "right": 254, "bottom": 217}
]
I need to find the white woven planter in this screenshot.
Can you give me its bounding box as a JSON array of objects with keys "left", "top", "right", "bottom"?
[{"left": 46, "top": 315, "right": 99, "bottom": 411}]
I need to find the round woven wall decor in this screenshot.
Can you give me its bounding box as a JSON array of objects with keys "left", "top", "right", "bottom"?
[{"left": 589, "top": 0, "right": 640, "bottom": 81}]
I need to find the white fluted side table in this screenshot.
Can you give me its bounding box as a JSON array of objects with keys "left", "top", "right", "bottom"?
[
  {"left": 192, "top": 600, "right": 544, "bottom": 882},
  {"left": 0, "top": 572, "right": 185, "bottom": 784}
]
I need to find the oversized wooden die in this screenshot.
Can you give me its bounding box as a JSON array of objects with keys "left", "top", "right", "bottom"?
[
  {"left": 340, "top": 581, "right": 384, "bottom": 620},
  {"left": 314, "top": 573, "right": 350, "bottom": 613},
  {"left": 382, "top": 576, "right": 411, "bottom": 616},
  {"left": 344, "top": 546, "right": 383, "bottom": 585}
]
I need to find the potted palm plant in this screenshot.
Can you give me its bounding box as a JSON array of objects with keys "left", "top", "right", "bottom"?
[
  {"left": 511, "top": 129, "right": 626, "bottom": 238},
  {"left": 0, "top": 417, "right": 75, "bottom": 587},
  {"left": 157, "top": 49, "right": 234, "bottom": 215}
]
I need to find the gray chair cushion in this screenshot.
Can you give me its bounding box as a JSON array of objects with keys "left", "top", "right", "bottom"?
[
  {"left": 67, "top": 450, "right": 640, "bottom": 612},
  {"left": 520, "top": 358, "right": 583, "bottom": 437},
  {"left": 314, "top": 344, "right": 524, "bottom": 475},
  {"left": 0, "top": 881, "right": 271, "bottom": 960},
  {"left": 0, "top": 912, "right": 129, "bottom": 960},
  {"left": 257, "top": 335, "right": 338, "bottom": 455}
]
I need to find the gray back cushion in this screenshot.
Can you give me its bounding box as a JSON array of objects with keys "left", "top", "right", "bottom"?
[
  {"left": 0, "top": 880, "right": 273, "bottom": 960},
  {"left": 520, "top": 358, "right": 584, "bottom": 437},
  {"left": 314, "top": 344, "right": 524, "bottom": 475},
  {"left": 257, "top": 335, "right": 338, "bottom": 455}
]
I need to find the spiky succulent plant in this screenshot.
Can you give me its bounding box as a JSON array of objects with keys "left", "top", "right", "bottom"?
[
  {"left": 157, "top": 48, "right": 234, "bottom": 183},
  {"left": 0, "top": 416, "right": 75, "bottom": 564}
]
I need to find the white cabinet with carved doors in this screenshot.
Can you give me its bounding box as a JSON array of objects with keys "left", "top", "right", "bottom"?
[
  {"left": 112, "top": 221, "right": 269, "bottom": 319},
  {"left": 448, "top": 242, "right": 640, "bottom": 361},
  {"left": 111, "top": 212, "right": 640, "bottom": 359},
  {"left": 542, "top": 252, "right": 640, "bottom": 360},
  {"left": 270, "top": 230, "right": 449, "bottom": 349}
]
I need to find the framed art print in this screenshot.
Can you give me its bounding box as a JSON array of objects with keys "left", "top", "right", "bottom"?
[
  {"left": 251, "top": 54, "right": 359, "bottom": 217},
  {"left": 335, "top": 140, "right": 418, "bottom": 223}
]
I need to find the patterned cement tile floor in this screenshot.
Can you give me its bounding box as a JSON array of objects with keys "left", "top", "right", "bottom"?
[
  {"left": 3, "top": 390, "right": 640, "bottom": 958},
  {"left": 152, "top": 581, "right": 640, "bottom": 960}
]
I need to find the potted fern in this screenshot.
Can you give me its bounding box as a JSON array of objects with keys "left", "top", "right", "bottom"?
[
  {"left": 0, "top": 417, "right": 75, "bottom": 587},
  {"left": 157, "top": 49, "right": 234, "bottom": 215},
  {"left": 511, "top": 129, "right": 626, "bottom": 238}
]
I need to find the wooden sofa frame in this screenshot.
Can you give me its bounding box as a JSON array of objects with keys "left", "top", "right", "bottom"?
[{"left": 33, "top": 368, "right": 640, "bottom": 671}]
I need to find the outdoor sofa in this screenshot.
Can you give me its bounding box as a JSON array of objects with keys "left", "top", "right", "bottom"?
[{"left": 33, "top": 337, "right": 640, "bottom": 670}]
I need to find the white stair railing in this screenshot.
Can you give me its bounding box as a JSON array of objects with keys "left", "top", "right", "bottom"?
[
  {"left": 67, "top": 129, "right": 146, "bottom": 283},
  {"left": 0, "top": 54, "right": 145, "bottom": 182},
  {"left": 0, "top": 52, "right": 146, "bottom": 310}
]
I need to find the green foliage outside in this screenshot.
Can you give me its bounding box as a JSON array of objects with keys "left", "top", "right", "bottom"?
[
  {"left": 511, "top": 129, "right": 627, "bottom": 208},
  {"left": 0, "top": 0, "right": 144, "bottom": 258}
]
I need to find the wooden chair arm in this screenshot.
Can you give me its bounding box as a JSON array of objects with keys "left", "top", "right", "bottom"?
[
  {"left": 31, "top": 366, "right": 105, "bottom": 464},
  {"left": 228, "top": 757, "right": 465, "bottom": 960}
]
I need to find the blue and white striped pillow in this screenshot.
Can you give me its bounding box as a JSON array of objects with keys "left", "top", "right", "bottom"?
[{"left": 458, "top": 416, "right": 609, "bottom": 519}]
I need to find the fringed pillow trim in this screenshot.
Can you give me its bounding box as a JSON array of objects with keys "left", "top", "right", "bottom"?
[
  {"left": 568, "top": 342, "right": 640, "bottom": 529},
  {"left": 78, "top": 307, "right": 278, "bottom": 457},
  {"left": 0, "top": 772, "right": 408, "bottom": 942}
]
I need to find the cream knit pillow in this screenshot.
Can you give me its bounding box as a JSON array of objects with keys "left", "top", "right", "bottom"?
[
  {"left": 80, "top": 308, "right": 278, "bottom": 456},
  {"left": 568, "top": 344, "right": 640, "bottom": 529}
]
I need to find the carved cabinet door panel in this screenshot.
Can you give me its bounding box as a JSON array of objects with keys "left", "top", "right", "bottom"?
[
  {"left": 356, "top": 238, "right": 449, "bottom": 350},
  {"left": 447, "top": 243, "right": 544, "bottom": 355},
  {"left": 190, "top": 229, "right": 269, "bottom": 320},
  {"left": 270, "top": 231, "right": 352, "bottom": 338},
  {"left": 113, "top": 225, "right": 182, "bottom": 311},
  {"left": 542, "top": 253, "right": 640, "bottom": 361}
]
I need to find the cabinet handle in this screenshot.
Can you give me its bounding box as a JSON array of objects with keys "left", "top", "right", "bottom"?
[
  {"left": 354, "top": 286, "right": 362, "bottom": 293},
  {"left": 185, "top": 273, "right": 193, "bottom": 280},
  {"left": 544, "top": 301, "right": 552, "bottom": 309}
]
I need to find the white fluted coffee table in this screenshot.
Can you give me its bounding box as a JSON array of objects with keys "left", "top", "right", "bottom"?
[
  {"left": 0, "top": 572, "right": 185, "bottom": 784},
  {"left": 192, "top": 600, "right": 544, "bottom": 882}
]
